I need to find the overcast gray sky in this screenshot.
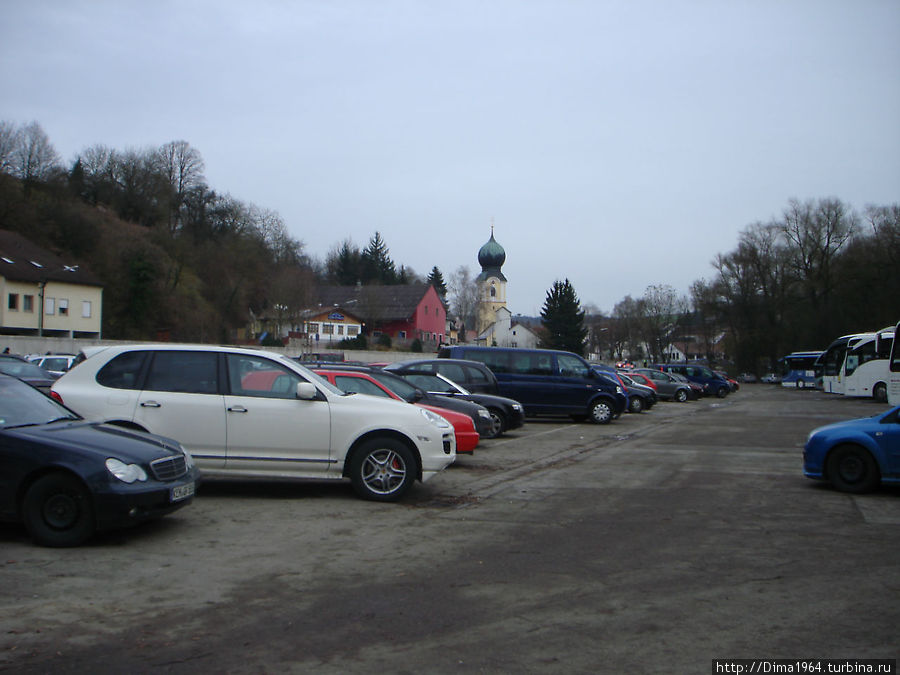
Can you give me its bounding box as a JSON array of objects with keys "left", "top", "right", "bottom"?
[{"left": 3, "top": 1, "right": 898, "bottom": 315}]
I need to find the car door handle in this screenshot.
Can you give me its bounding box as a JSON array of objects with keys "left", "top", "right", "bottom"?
[
  {"left": 140, "top": 401, "right": 161, "bottom": 408},
  {"left": 227, "top": 406, "right": 248, "bottom": 413}
]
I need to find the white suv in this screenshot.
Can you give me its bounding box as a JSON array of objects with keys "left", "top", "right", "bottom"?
[{"left": 51, "top": 345, "right": 456, "bottom": 501}]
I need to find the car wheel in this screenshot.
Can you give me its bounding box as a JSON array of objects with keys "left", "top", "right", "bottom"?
[
  {"left": 22, "top": 473, "right": 95, "bottom": 547},
  {"left": 628, "top": 397, "right": 644, "bottom": 414},
  {"left": 588, "top": 400, "right": 613, "bottom": 424},
  {"left": 484, "top": 408, "right": 506, "bottom": 439},
  {"left": 674, "top": 389, "right": 688, "bottom": 403},
  {"left": 349, "top": 438, "right": 416, "bottom": 502},
  {"left": 873, "top": 382, "right": 888, "bottom": 403},
  {"left": 826, "top": 444, "right": 879, "bottom": 494},
  {"left": 716, "top": 386, "right": 728, "bottom": 398}
]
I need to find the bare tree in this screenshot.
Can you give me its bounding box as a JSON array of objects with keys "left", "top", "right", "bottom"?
[
  {"left": 12, "top": 121, "right": 60, "bottom": 182},
  {"left": 447, "top": 265, "right": 479, "bottom": 340},
  {"left": 612, "top": 295, "right": 647, "bottom": 362},
  {"left": 0, "top": 120, "right": 22, "bottom": 174},
  {"left": 255, "top": 208, "right": 307, "bottom": 266},
  {"left": 780, "top": 198, "right": 858, "bottom": 335},
  {"left": 642, "top": 284, "right": 688, "bottom": 362},
  {"left": 75, "top": 144, "right": 118, "bottom": 203},
  {"left": 155, "top": 141, "right": 205, "bottom": 234}
]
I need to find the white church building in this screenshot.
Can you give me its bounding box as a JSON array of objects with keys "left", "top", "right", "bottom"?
[{"left": 473, "top": 228, "right": 540, "bottom": 349}]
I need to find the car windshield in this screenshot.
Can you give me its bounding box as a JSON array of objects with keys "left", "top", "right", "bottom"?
[
  {"left": 0, "top": 360, "right": 51, "bottom": 379},
  {"left": 399, "top": 372, "right": 468, "bottom": 394},
  {"left": 0, "top": 376, "right": 79, "bottom": 428},
  {"left": 367, "top": 371, "right": 423, "bottom": 402}
]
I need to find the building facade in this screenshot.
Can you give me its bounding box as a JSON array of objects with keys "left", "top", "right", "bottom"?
[{"left": 0, "top": 230, "right": 102, "bottom": 338}]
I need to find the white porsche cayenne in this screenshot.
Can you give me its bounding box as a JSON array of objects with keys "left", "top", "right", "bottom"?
[{"left": 52, "top": 344, "right": 456, "bottom": 501}]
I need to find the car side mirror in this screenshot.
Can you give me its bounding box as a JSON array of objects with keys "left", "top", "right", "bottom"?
[{"left": 296, "top": 382, "right": 318, "bottom": 400}]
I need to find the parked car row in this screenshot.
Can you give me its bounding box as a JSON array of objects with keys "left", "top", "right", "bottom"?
[
  {"left": 3, "top": 341, "right": 749, "bottom": 547},
  {"left": 27, "top": 353, "right": 77, "bottom": 378},
  {"left": 0, "top": 344, "right": 467, "bottom": 547}
]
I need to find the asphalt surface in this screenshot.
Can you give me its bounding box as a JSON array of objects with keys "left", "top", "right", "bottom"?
[{"left": 1, "top": 385, "right": 898, "bottom": 673}]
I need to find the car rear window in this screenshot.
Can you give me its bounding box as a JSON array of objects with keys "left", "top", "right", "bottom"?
[
  {"left": 435, "top": 363, "right": 466, "bottom": 384},
  {"left": 464, "top": 366, "right": 491, "bottom": 386},
  {"left": 96, "top": 351, "right": 148, "bottom": 389}
]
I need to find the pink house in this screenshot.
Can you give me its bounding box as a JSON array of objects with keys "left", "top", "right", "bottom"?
[{"left": 313, "top": 283, "right": 447, "bottom": 346}]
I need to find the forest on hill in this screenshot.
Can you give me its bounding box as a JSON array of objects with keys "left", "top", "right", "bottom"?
[
  {"left": 0, "top": 122, "right": 440, "bottom": 342},
  {"left": 1, "top": 120, "right": 898, "bottom": 372}
]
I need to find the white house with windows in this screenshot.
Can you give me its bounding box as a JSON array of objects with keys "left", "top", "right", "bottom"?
[
  {"left": 476, "top": 307, "right": 540, "bottom": 348},
  {"left": 299, "top": 306, "right": 364, "bottom": 345},
  {"left": 0, "top": 230, "right": 103, "bottom": 338}
]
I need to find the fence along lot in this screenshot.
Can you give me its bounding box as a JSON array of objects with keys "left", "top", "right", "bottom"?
[{"left": 1, "top": 386, "right": 897, "bottom": 672}]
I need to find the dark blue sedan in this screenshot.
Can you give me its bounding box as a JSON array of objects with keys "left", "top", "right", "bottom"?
[
  {"left": 803, "top": 405, "right": 900, "bottom": 493},
  {"left": 0, "top": 374, "right": 198, "bottom": 546}
]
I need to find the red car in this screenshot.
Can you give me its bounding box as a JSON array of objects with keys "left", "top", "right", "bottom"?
[
  {"left": 313, "top": 369, "right": 480, "bottom": 454},
  {"left": 621, "top": 371, "right": 658, "bottom": 391}
]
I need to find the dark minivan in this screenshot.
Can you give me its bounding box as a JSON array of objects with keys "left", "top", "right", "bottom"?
[{"left": 437, "top": 346, "right": 626, "bottom": 424}]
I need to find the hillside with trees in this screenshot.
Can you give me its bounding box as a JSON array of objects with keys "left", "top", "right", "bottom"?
[
  {"left": 1, "top": 120, "right": 897, "bottom": 373},
  {"left": 0, "top": 121, "right": 450, "bottom": 342}
]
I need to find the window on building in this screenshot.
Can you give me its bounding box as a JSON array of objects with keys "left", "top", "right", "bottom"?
[
  {"left": 24, "top": 295, "right": 34, "bottom": 312},
  {"left": 307, "top": 323, "right": 319, "bottom": 333},
  {"left": 347, "top": 326, "right": 359, "bottom": 336},
  {"left": 398, "top": 331, "right": 406, "bottom": 339},
  {"left": 322, "top": 324, "right": 334, "bottom": 335},
  {"left": 337, "top": 325, "right": 344, "bottom": 335},
  {"left": 7, "top": 294, "right": 18, "bottom": 310},
  {"left": 58, "top": 299, "right": 69, "bottom": 316},
  {"left": 45, "top": 298, "right": 55, "bottom": 315},
  {"left": 82, "top": 301, "right": 91, "bottom": 318}
]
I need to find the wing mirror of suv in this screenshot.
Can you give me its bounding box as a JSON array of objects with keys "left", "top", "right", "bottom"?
[{"left": 296, "top": 382, "right": 318, "bottom": 400}]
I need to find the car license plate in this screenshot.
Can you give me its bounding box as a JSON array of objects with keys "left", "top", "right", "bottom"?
[{"left": 170, "top": 482, "right": 195, "bottom": 502}]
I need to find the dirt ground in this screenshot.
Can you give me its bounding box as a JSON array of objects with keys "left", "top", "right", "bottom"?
[{"left": 1, "top": 386, "right": 897, "bottom": 673}]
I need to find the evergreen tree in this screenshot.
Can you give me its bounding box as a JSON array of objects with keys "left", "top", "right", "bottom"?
[
  {"left": 540, "top": 278, "right": 588, "bottom": 355},
  {"left": 360, "top": 231, "right": 397, "bottom": 284},
  {"left": 326, "top": 239, "right": 361, "bottom": 285},
  {"left": 427, "top": 266, "right": 448, "bottom": 297}
]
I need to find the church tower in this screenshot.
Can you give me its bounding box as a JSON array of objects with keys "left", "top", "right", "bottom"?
[{"left": 475, "top": 226, "right": 507, "bottom": 335}]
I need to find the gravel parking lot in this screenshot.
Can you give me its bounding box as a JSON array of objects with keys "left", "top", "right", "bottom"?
[{"left": 2, "top": 386, "right": 898, "bottom": 673}]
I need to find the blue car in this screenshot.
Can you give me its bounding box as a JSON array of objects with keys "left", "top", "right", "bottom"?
[{"left": 803, "top": 405, "right": 900, "bottom": 493}]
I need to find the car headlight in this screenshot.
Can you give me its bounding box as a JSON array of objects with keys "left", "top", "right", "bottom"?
[
  {"left": 477, "top": 408, "right": 491, "bottom": 419},
  {"left": 182, "top": 447, "right": 195, "bottom": 469},
  {"left": 106, "top": 458, "right": 148, "bottom": 483},
  {"left": 616, "top": 386, "right": 623, "bottom": 394},
  {"left": 511, "top": 403, "right": 522, "bottom": 411},
  {"left": 419, "top": 407, "right": 451, "bottom": 429}
]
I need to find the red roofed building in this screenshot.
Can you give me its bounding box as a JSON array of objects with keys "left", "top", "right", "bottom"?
[{"left": 312, "top": 283, "right": 447, "bottom": 347}]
